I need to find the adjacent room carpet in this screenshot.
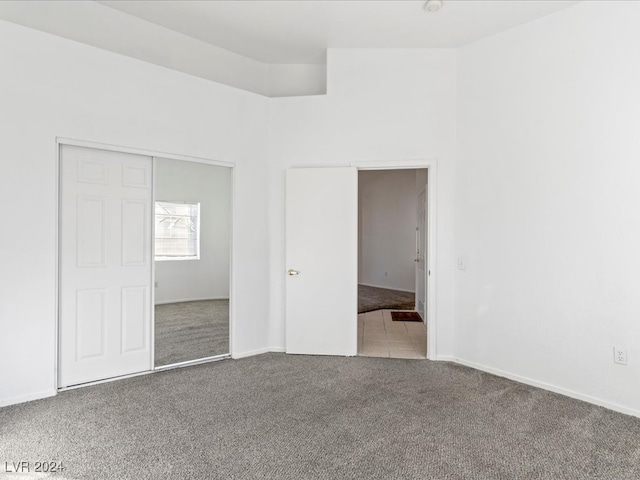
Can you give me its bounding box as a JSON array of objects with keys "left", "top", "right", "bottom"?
[
  {"left": 2, "top": 354, "right": 640, "bottom": 479},
  {"left": 154, "top": 299, "right": 229, "bottom": 367},
  {"left": 358, "top": 284, "right": 415, "bottom": 313}
]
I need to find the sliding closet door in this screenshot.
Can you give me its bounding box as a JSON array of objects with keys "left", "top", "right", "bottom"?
[{"left": 59, "top": 145, "right": 152, "bottom": 387}]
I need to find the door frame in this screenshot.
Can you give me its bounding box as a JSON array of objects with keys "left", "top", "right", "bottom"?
[
  {"left": 352, "top": 159, "right": 437, "bottom": 359},
  {"left": 416, "top": 186, "right": 427, "bottom": 322},
  {"left": 55, "top": 137, "right": 236, "bottom": 391}
]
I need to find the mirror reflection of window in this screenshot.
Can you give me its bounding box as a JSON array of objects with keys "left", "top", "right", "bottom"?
[{"left": 155, "top": 201, "right": 200, "bottom": 259}]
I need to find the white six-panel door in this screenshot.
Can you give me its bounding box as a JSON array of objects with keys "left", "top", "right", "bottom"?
[
  {"left": 59, "top": 145, "right": 152, "bottom": 387},
  {"left": 285, "top": 167, "right": 358, "bottom": 356}
]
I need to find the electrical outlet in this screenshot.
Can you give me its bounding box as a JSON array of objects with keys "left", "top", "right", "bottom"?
[{"left": 613, "top": 346, "right": 627, "bottom": 365}]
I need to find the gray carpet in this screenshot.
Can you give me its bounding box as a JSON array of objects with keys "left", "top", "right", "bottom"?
[
  {"left": 2, "top": 354, "right": 640, "bottom": 479},
  {"left": 154, "top": 299, "right": 229, "bottom": 367},
  {"left": 359, "top": 284, "right": 415, "bottom": 313}
]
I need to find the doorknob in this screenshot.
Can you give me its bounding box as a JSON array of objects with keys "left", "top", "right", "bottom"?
[{"left": 287, "top": 269, "right": 300, "bottom": 276}]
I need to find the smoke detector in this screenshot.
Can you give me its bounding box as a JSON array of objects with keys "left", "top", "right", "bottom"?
[{"left": 424, "top": 0, "right": 443, "bottom": 13}]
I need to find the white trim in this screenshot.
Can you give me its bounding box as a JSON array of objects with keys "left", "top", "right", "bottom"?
[
  {"left": 416, "top": 185, "right": 426, "bottom": 317},
  {"left": 154, "top": 296, "right": 230, "bottom": 306},
  {"left": 150, "top": 159, "right": 156, "bottom": 371},
  {"left": 439, "top": 356, "right": 640, "bottom": 419},
  {"left": 427, "top": 164, "right": 437, "bottom": 361},
  {"left": 434, "top": 355, "right": 457, "bottom": 362},
  {"left": 228, "top": 165, "right": 236, "bottom": 358},
  {"left": 58, "top": 370, "right": 154, "bottom": 392},
  {"left": 232, "top": 347, "right": 283, "bottom": 359},
  {"left": 353, "top": 159, "right": 438, "bottom": 361},
  {"left": 54, "top": 141, "right": 61, "bottom": 396},
  {"left": 56, "top": 137, "right": 234, "bottom": 168},
  {"left": 358, "top": 282, "right": 415, "bottom": 294},
  {"left": 154, "top": 354, "right": 230, "bottom": 372},
  {"left": 0, "top": 390, "right": 57, "bottom": 408},
  {"left": 351, "top": 159, "right": 437, "bottom": 170}
]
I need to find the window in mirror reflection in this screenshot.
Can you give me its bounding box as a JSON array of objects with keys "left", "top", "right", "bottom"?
[{"left": 154, "top": 201, "right": 200, "bottom": 260}]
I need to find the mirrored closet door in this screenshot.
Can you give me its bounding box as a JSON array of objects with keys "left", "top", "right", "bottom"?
[{"left": 153, "top": 158, "right": 231, "bottom": 368}]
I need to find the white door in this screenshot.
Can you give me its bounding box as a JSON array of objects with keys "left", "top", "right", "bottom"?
[
  {"left": 59, "top": 145, "right": 152, "bottom": 387},
  {"left": 285, "top": 167, "right": 358, "bottom": 356},
  {"left": 415, "top": 187, "right": 427, "bottom": 322}
]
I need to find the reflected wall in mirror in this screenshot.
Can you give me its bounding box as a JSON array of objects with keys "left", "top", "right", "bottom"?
[{"left": 153, "top": 158, "right": 231, "bottom": 367}]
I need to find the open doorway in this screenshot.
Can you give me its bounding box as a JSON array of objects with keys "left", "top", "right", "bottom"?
[{"left": 357, "top": 168, "right": 428, "bottom": 359}]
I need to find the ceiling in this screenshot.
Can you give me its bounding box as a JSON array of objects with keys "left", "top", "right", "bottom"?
[{"left": 99, "top": 0, "right": 581, "bottom": 65}]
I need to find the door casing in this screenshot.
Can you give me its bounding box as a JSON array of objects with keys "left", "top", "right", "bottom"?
[{"left": 416, "top": 186, "right": 427, "bottom": 322}]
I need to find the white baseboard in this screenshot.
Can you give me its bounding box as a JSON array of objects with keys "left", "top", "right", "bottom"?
[
  {"left": 232, "top": 347, "right": 284, "bottom": 359},
  {"left": 0, "top": 389, "right": 56, "bottom": 408},
  {"left": 155, "top": 296, "right": 229, "bottom": 306},
  {"left": 359, "top": 282, "right": 415, "bottom": 294},
  {"left": 434, "top": 356, "right": 640, "bottom": 419},
  {"left": 434, "top": 354, "right": 457, "bottom": 362}
]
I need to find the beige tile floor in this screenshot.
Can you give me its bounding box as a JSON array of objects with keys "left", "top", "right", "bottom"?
[{"left": 358, "top": 309, "right": 427, "bottom": 359}]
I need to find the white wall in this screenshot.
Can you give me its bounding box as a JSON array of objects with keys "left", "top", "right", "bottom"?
[
  {"left": 358, "top": 169, "right": 418, "bottom": 292},
  {"left": 0, "top": 19, "right": 270, "bottom": 406},
  {"left": 456, "top": 1, "right": 640, "bottom": 414},
  {"left": 154, "top": 158, "right": 231, "bottom": 305},
  {"left": 267, "top": 49, "right": 458, "bottom": 355},
  {"left": 0, "top": 1, "right": 269, "bottom": 95},
  {"left": 0, "top": 2, "right": 327, "bottom": 98},
  {"left": 267, "top": 64, "right": 327, "bottom": 98}
]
